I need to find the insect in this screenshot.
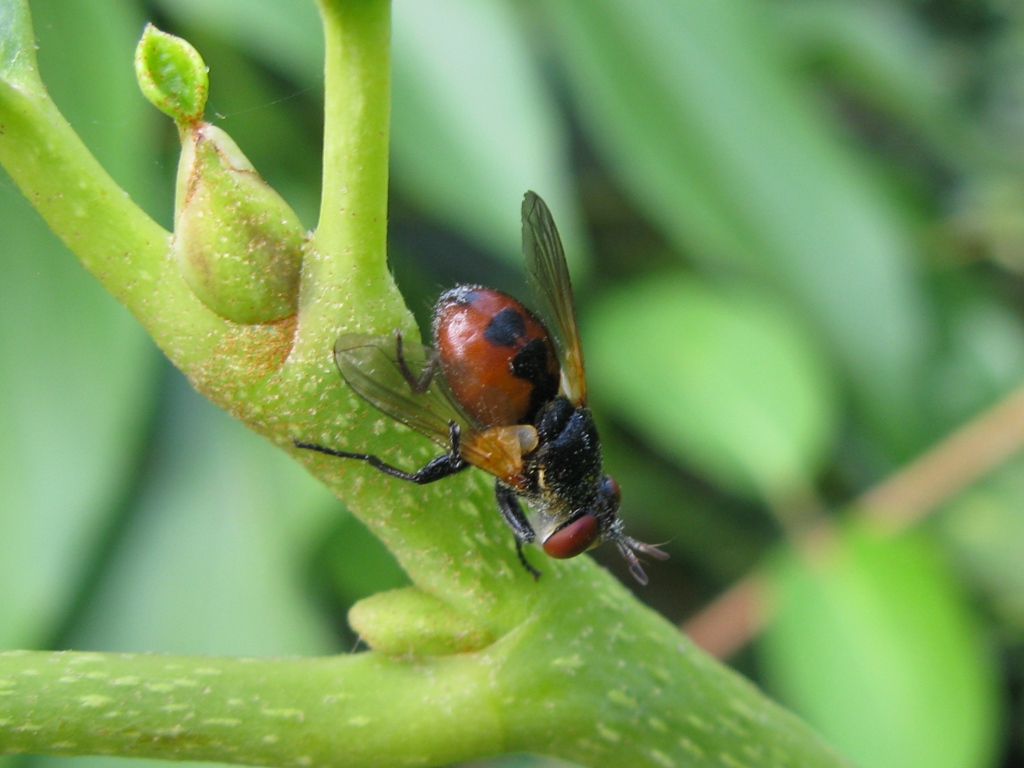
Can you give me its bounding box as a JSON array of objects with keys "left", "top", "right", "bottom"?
[{"left": 295, "top": 192, "right": 667, "bottom": 584}]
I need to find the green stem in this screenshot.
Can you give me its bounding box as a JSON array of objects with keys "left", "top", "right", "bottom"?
[
  {"left": 299, "top": 0, "right": 400, "bottom": 344},
  {"left": 1, "top": 581, "right": 851, "bottom": 768},
  {"left": 0, "top": 1, "right": 166, "bottom": 299},
  {"left": 0, "top": 650, "right": 499, "bottom": 766},
  {"left": 0, "top": 43, "right": 168, "bottom": 309}
]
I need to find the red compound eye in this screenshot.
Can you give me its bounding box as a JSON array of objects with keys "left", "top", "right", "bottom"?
[{"left": 543, "top": 514, "right": 600, "bottom": 559}]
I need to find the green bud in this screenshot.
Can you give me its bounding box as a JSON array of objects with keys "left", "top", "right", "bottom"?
[
  {"left": 349, "top": 588, "right": 495, "bottom": 655},
  {"left": 173, "top": 123, "right": 304, "bottom": 324},
  {"left": 135, "top": 24, "right": 209, "bottom": 127}
]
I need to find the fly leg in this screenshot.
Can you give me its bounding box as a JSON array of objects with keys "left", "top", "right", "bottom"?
[
  {"left": 495, "top": 481, "right": 541, "bottom": 580},
  {"left": 295, "top": 421, "right": 468, "bottom": 484},
  {"left": 394, "top": 331, "right": 438, "bottom": 394}
]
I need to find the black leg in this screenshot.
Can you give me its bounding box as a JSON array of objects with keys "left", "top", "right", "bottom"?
[
  {"left": 514, "top": 540, "right": 541, "bottom": 581},
  {"left": 495, "top": 482, "right": 541, "bottom": 580},
  {"left": 394, "top": 332, "right": 438, "bottom": 394},
  {"left": 294, "top": 421, "right": 468, "bottom": 484}
]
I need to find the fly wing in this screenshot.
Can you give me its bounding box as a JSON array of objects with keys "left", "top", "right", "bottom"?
[
  {"left": 335, "top": 333, "right": 461, "bottom": 451},
  {"left": 521, "top": 191, "right": 587, "bottom": 406},
  {"left": 335, "top": 333, "right": 531, "bottom": 488}
]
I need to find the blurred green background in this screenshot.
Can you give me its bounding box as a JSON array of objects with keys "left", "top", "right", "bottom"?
[{"left": 3, "top": 0, "right": 1024, "bottom": 766}]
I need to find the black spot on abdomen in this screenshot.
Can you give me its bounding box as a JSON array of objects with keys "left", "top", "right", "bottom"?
[
  {"left": 513, "top": 338, "right": 559, "bottom": 418},
  {"left": 484, "top": 307, "right": 527, "bottom": 347}
]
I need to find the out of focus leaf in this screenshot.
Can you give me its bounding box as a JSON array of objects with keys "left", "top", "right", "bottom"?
[
  {"left": 0, "top": 217, "right": 157, "bottom": 649},
  {"left": 953, "top": 176, "right": 1024, "bottom": 274},
  {"left": 0, "top": 0, "right": 158, "bottom": 649},
  {"left": 937, "top": 454, "right": 1024, "bottom": 636},
  {"left": 760, "top": 525, "right": 1000, "bottom": 768},
  {"left": 324, "top": 514, "right": 409, "bottom": 606},
  {"left": 391, "top": 0, "right": 582, "bottom": 267},
  {"left": 929, "top": 292, "right": 1024, "bottom": 431},
  {"left": 65, "top": 375, "right": 338, "bottom": 656},
  {"left": 151, "top": 0, "right": 323, "bottom": 89},
  {"left": 586, "top": 275, "right": 836, "bottom": 502},
  {"left": 545, "top": 0, "right": 932, "bottom": 454},
  {"left": 777, "top": 1, "right": 974, "bottom": 172},
  {"left": 460, "top": 756, "right": 584, "bottom": 768}
]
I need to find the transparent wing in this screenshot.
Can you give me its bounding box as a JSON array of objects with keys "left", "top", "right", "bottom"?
[
  {"left": 335, "top": 332, "right": 462, "bottom": 451},
  {"left": 335, "top": 333, "right": 533, "bottom": 488},
  {"left": 521, "top": 191, "right": 587, "bottom": 405}
]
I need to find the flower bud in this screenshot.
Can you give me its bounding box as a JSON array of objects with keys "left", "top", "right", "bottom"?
[
  {"left": 172, "top": 123, "right": 305, "bottom": 324},
  {"left": 135, "top": 24, "right": 208, "bottom": 127},
  {"left": 136, "top": 25, "right": 303, "bottom": 324},
  {"left": 349, "top": 588, "right": 495, "bottom": 654}
]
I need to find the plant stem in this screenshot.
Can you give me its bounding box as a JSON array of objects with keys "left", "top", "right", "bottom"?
[
  {"left": 0, "top": 35, "right": 169, "bottom": 309},
  {"left": 299, "top": 0, "right": 401, "bottom": 347},
  {"left": 0, "top": 650, "right": 498, "bottom": 766},
  {"left": 1, "top": 579, "right": 853, "bottom": 768}
]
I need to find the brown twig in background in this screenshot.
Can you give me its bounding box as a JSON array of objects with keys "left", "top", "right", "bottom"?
[
  {"left": 682, "top": 383, "right": 1024, "bottom": 656},
  {"left": 859, "top": 386, "right": 1024, "bottom": 530},
  {"left": 683, "top": 575, "right": 768, "bottom": 660}
]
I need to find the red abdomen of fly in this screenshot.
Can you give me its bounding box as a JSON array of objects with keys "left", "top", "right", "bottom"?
[{"left": 432, "top": 286, "right": 559, "bottom": 427}]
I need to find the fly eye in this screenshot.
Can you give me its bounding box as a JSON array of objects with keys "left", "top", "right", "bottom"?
[
  {"left": 543, "top": 514, "right": 600, "bottom": 559},
  {"left": 602, "top": 475, "right": 621, "bottom": 505}
]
